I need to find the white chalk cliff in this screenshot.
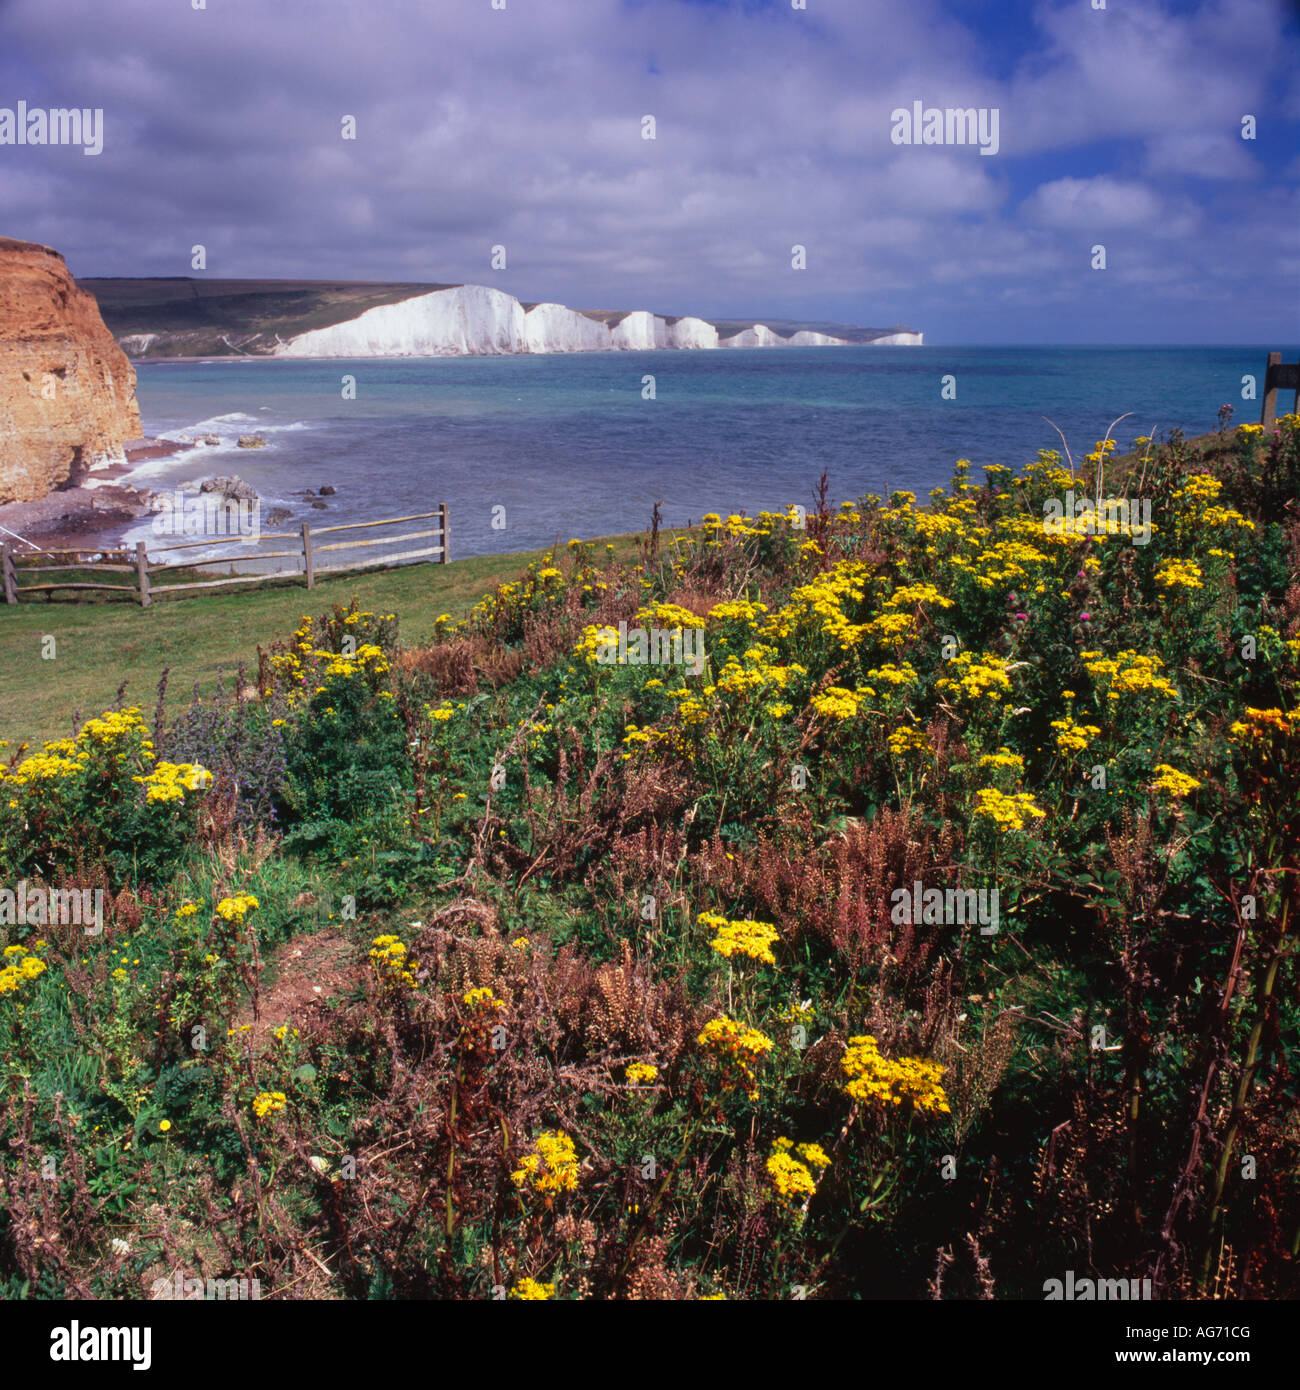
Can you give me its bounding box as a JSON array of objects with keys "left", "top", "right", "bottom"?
[
  {"left": 270, "top": 284, "right": 921, "bottom": 359},
  {"left": 522, "top": 302, "right": 611, "bottom": 354}
]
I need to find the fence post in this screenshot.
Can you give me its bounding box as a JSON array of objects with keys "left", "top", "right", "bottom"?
[
  {"left": 1262, "top": 352, "right": 1281, "bottom": 430},
  {"left": 439, "top": 502, "right": 449, "bottom": 564},
  {"left": 134, "top": 541, "right": 151, "bottom": 609},
  {"left": 1260, "top": 353, "right": 1299, "bottom": 430},
  {"left": 302, "top": 521, "right": 315, "bottom": 588},
  {"left": 1, "top": 545, "right": 16, "bottom": 604}
]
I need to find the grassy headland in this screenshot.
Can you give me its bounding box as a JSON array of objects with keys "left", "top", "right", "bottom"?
[
  {"left": 0, "top": 530, "right": 672, "bottom": 749},
  {"left": 0, "top": 420, "right": 1297, "bottom": 1301}
]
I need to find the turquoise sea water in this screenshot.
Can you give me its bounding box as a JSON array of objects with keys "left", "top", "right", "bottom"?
[{"left": 120, "top": 345, "right": 1297, "bottom": 560}]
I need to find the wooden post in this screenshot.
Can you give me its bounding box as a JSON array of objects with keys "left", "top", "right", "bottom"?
[
  {"left": 134, "top": 541, "right": 151, "bottom": 608},
  {"left": 301, "top": 521, "right": 315, "bottom": 588},
  {"left": 1262, "top": 352, "right": 1281, "bottom": 430},
  {"left": 2, "top": 544, "right": 17, "bottom": 604},
  {"left": 439, "top": 503, "right": 449, "bottom": 564},
  {"left": 1260, "top": 353, "right": 1299, "bottom": 429}
]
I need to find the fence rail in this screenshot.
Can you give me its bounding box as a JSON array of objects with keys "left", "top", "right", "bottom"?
[
  {"left": 1261, "top": 352, "right": 1300, "bottom": 430},
  {"left": 1, "top": 504, "right": 448, "bottom": 608}
]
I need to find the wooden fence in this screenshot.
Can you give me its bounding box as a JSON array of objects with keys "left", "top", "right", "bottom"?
[
  {"left": 1, "top": 505, "right": 448, "bottom": 608},
  {"left": 1261, "top": 352, "right": 1300, "bottom": 430}
]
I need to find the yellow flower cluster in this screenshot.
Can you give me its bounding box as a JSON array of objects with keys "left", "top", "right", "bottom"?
[
  {"left": 0, "top": 748, "right": 83, "bottom": 785},
  {"left": 810, "top": 686, "right": 866, "bottom": 720},
  {"left": 511, "top": 1129, "right": 580, "bottom": 1196},
  {"left": 252, "top": 1091, "right": 287, "bottom": 1120},
  {"left": 625, "top": 1062, "right": 659, "bottom": 1086},
  {"left": 318, "top": 642, "right": 390, "bottom": 680},
  {"left": 462, "top": 985, "right": 504, "bottom": 1010},
  {"left": 573, "top": 623, "right": 617, "bottom": 664},
  {"left": 268, "top": 613, "right": 394, "bottom": 700},
  {"left": 0, "top": 707, "right": 210, "bottom": 809},
  {"left": 937, "top": 651, "right": 1014, "bottom": 704},
  {"left": 215, "top": 894, "right": 259, "bottom": 922},
  {"left": 370, "top": 934, "right": 418, "bottom": 989},
  {"left": 714, "top": 645, "right": 806, "bottom": 698},
  {"left": 1199, "top": 505, "right": 1253, "bottom": 532},
  {"left": 702, "top": 510, "right": 785, "bottom": 540},
  {"left": 1050, "top": 716, "right": 1101, "bottom": 755},
  {"left": 1151, "top": 765, "right": 1201, "bottom": 798},
  {"left": 133, "top": 760, "right": 207, "bottom": 804},
  {"left": 465, "top": 566, "right": 574, "bottom": 630},
  {"left": 696, "top": 1016, "right": 774, "bottom": 1099},
  {"left": 886, "top": 724, "right": 931, "bottom": 756},
  {"left": 78, "top": 708, "right": 146, "bottom": 744},
  {"left": 978, "top": 747, "right": 1025, "bottom": 772},
  {"left": 1169, "top": 474, "right": 1253, "bottom": 532},
  {"left": 708, "top": 599, "right": 769, "bottom": 625},
  {"left": 765, "top": 1137, "right": 830, "bottom": 1206},
  {"left": 767, "top": 562, "right": 871, "bottom": 650},
  {"left": 865, "top": 661, "right": 919, "bottom": 688},
  {"left": 511, "top": 1278, "right": 556, "bottom": 1300},
  {"left": 973, "top": 787, "right": 1046, "bottom": 833},
  {"left": 863, "top": 610, "right": 917, "bottom": 649},
  {"left": 1228, "top": 705, "right": 1299, "bottom": 745},
  {"left": 666, "top": 687, "right": 711, "bottom": 726},
  {"left": 635, "top": 601, "right": 706, "bottom": 631},
  {"left": 1082, "top": 650, "right": 1179, "bottom": 702},
  {"left": 621, "top": 723, "right": 666, "bottom": 747},
  {"left": 699, "top": 912, "right": 780, "bottom": 966},
  {"left": 1154, "top": 558, "right": 1203, "bottom": 590},
  {"left": 0, "top": 942, "right": 46, "bottom": 996},
  {"left": 841, "top": 1035, "right": 950, "bottom": 1115},
  {"left": 884, "top": 583, "right": 953, "bottom": 612}
]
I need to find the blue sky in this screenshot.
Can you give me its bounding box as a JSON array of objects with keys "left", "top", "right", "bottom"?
[{"left": 0, "top": 0, "right": 1297, "bottom": 343}]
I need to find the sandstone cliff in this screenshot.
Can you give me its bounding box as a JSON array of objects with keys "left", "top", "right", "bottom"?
[{"left": 0, "top": 237, "right": 141, "bottom": 504}]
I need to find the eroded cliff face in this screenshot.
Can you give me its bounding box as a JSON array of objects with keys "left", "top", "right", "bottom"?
[
  {"left": 0, "top": 237, "right": 141, "bottom": 504},
  {"left": 269, "top": 286, "right": 921, "bottom": 358}
]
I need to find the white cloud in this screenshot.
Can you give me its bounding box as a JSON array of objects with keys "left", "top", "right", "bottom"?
[
  {"left": 0, "top": 0, "right": 1293, "bottom": 341},
  {"left": 1021, "top": 175, "right": 1164, "bottom": 229},
  {"left": 1144, "top": 131, "right": 1260, "bottom": 181}
]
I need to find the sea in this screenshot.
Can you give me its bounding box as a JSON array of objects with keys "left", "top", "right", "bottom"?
[{"left": 117, "top": 345, "right": 1297, "bottom": 562}]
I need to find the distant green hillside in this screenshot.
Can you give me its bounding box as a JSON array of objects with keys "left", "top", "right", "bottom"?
[{"left": 79, "top": 276, "right": 457, "bottom": 358}]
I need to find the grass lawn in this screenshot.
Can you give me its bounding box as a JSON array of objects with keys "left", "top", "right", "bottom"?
[{"left": 0, "top": 528, "right": 682, "bottom": 748}]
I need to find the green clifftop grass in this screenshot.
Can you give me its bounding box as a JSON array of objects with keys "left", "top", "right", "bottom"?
[{"left": 0, "top": 530, "right": 673, "bottom": 748}]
